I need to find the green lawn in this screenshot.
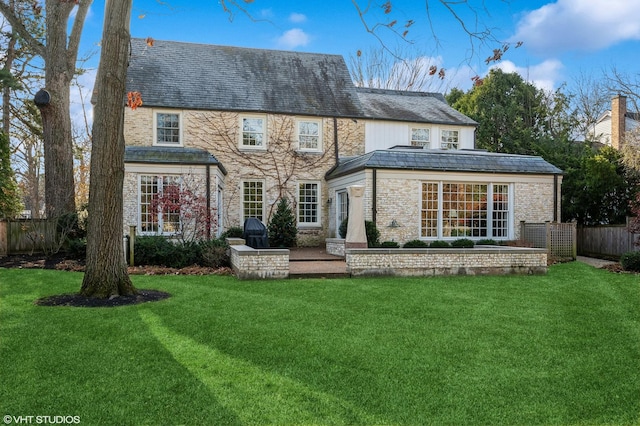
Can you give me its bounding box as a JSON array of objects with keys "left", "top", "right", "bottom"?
[{"left": 1, "top": 263, "right": 639, "bottom": 425}]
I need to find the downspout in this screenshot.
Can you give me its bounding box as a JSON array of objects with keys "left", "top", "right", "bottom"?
[
  {"left": 206, "top": 164, "right": 211, "bottom": 240},
  {"left": 372, "top": 168, "right": 377, "bottom": 223},
  {"left": 553, "top": 174, "right": 559, "bottom": 222},
  {"left": 333, "top": 117, "right": 339, "bottom": 165}
]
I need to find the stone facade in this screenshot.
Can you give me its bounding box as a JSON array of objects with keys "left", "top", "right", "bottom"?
[
  {"left": 346, "top": 247, "right": 547, "bottom": 276},
  {"left": 124, "top": 108, "right": 366, "bottom": 246},
  {"left": 124, "top": 107, "right": 561, "bottom": 246},
  {"left": 328, "top": 170, "right": 560, "bottom": 245},
  {"left": 230, "top": 245, "right": 289, "bottom": 279}
]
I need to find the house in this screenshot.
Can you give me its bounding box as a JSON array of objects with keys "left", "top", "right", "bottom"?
[
  {"left": 590, "top": 94, "right": 640, "bottom": 149},
  {"left": 123, "top": 38, "right": 562, "bottom": 246}
]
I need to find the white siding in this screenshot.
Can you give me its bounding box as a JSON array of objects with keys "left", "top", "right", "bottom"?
[{"left": 364, "top": 120, "right": 475, "bottom": 152}]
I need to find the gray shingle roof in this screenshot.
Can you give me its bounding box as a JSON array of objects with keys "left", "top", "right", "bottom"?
[
  {"left": 356, "top": 88, "right": 477, "bottom": 126},
  {"left": 326, "top": 148, "right": 563, "bottom": 179},
  {"left": 125, "top": 146, "right": 226, "bottom": 174},
  {"left": 126, "top": 38, "right": 363, "bottom": 117}
]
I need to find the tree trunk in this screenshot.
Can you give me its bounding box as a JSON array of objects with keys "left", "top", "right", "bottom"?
[{"left": 80, "top": 0, "right": 135, "bottom": 298}]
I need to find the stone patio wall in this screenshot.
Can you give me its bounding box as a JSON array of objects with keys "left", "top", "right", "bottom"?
[{"left": 346, "top": 247, "right": 547, "bottom": 277}]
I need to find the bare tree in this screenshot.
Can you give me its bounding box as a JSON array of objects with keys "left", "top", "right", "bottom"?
[
  {"left": 0, "top": 0, "right": 92, "bottom": 218},
  {"left": 349, "top": 45, "right": 448, "bottom": 92},
  {"left": 570, "top": 72, "right": 611, "bottom": 141},
  {"left": 80, "top": 0, "right": 135, "bottom": 298}
]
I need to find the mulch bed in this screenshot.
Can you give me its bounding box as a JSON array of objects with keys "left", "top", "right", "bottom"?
[{"left": 35, "top": 289, "right": 172, "bottom": 308}]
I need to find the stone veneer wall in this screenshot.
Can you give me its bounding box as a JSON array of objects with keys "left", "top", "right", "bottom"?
[
  {"left": 346, "top": 247, "right": 547, "bottom": 276},
  {"left": 124, "top": 107, "right": 366, "bottom": 246},
  {"left": 230, "top": 245, "right": 289, "bottom": 279},
  {"left": 325, "top": 238, "right": 346, "bottom": 257},
  {"left": 368, "top": 171, "right": 559, "bottom": 244}
]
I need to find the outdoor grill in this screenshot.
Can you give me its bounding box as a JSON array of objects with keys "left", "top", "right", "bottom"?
[{"left": 243, "top": 217, "right": 269, "bottom": 249}]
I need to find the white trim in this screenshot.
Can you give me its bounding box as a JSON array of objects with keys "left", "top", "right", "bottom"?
[
  {"left": 419, "top": 180, "right": 514, "bottom": 240},
  {"left": 239, "top": 115, "right": 267, "bottom": 151},
  {"left": 153, "top": 110, "right": 183, "bottom": 147},
  {"left": 439, "top": 128, "right": 459, "bottom": 150},
  {"left": 296, "top": 118, "right": 323, "bottom": 152},
  {"left": 240, "top": 179, "right": 266, "bottom": 223},
  {"left": 410, "top": 126, "right": 431, "bottom": 147},
  {"left": 297, "top": 180, "right": 322, "bottom": 227}
]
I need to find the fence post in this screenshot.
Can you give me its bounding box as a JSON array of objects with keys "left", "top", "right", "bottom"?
[
  {"left": 571, "top": 222, "right": 577, "bottom": 259},
  {"left": 0, "top": 221, "right": 7, "bottom": 257},
  {"left": 520, "top": 220, "right": 525, "bottom": 241},
  {"left": 545, "top": 221, "right": 551, "bottom": 257},
  {"left": 129, "top": 225, "right": 136, "bottom": 267}
]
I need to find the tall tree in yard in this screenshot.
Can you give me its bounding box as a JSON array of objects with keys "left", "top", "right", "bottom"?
[
  {"left": 80, "top": 0, "right": 135, "bottom": 297},
  {"left": 0, "top": 0, "right": 91, "bottom": 218}
]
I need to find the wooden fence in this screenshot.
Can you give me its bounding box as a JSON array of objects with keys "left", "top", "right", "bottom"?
[
  {"left": 0, "top": 219, "right": 58, "bottom": 255},
  {"left": 520, "top": 221, "right": 577, "bottom": 260},
  {"left": 577, "top": 221, "right": 638, "bottom": 259}
]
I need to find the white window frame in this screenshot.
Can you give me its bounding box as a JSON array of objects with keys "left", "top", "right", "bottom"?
[
  {"left": 410, "top": 127, "right": 430, "bottom": 147},
  {"left": 298, "top": 181, "right": 321, "bottom": 227},
  {"left": 153, "top": 111, "right": 183, "bottom": 147},
  {"left": 420, "top": 181, "right": 513, "bottom": 240},
  {"left": 239, "top": 115, "right": 267, "bottom": 150},
  {"left": 241, "top": 180, "right": 265, "bottom": 222},
  {"left": 335, "top": 190, "right": 348, "bottom": 231},
  {"left": 138, "top": 174, "right": 182, "bottom": 235},
  {"left": 440, "top": 129, "right": 459, "bottom": 150},
  {"left": 297, "top": 119, "right": 323, "bottom": 152}
]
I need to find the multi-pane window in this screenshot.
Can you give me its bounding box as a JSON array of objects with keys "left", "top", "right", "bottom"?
[
  {"left": 241, "top": 117, "right": 265, "bottom": 148},
  {"left": 298, "top": 182, "right": 320, "bottom": 226},
  {"left": 336, "top": 191, "right": 348, "bottom": 229},
  {"left": 156, "top": 113, "right": 180, "bottom": 145},
  {"left": 139, "top": 175, "right": 181, "bottom": 234},
  {"left": 421, "top": 182, "right": 438, "bottom": 237},
  {"left": 242, "top": 181, "right": 264, "bottom": 222},
  {"left": 421, "top": 181, "right": 511, "bottom": 239},
  {"left": 492, "top": 184, "right": 510, "bottom": 238},
  {"left": 442, "top": 183, "right": 488, "bottom": 238},
  {"left": 440, "top": 130, "right": 459, "bottom": 150},
  {"left": 411, "top": 128, "right": 430, "bottom": 147},
  {"left": 298, "top": 120, "right": 321, "bottom": 151}
]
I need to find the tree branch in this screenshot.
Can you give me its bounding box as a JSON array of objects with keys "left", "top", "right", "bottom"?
[
  {"left": 0, "top": 0, "right": 45, "bottom": 57},
  {"left": 66, "top": 0, "right": 93, "bottom": 74}
]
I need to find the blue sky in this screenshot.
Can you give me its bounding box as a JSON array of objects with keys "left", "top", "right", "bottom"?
[{"left": 73, "top": 0, "right": 640, "bottom": 112}]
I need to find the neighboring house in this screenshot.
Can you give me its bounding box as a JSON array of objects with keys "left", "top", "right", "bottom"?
[
  {"left": 590, "top": 94, "right": 640, "bottom": 149},
  {"left": 123, "top": 38, "right": 562, "bottom": 246}
]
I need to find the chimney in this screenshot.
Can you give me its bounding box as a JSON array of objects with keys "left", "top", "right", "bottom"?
[{"left": 611, "top": 94, "right": 627, "bottom": 150}]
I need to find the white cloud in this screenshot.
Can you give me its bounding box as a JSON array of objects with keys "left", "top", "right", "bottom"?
[
  {"left": 276, "top": 28, "right": 310, "bottom": 49},
  {"left": 512, "top": 0, "right": 640, "bottom": 55},
  {"left": 289, "top": 12, "right": 307, "bottom": 23},
  {"left": 490, "top": 59, "right": 564, "bottom": 92}
]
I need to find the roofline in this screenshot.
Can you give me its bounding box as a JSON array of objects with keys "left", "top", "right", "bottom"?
[
  {"left": 133, "top": 104, "right": 478, "bottom": 126},
  {"left": 326, "top": 164, "right": 562, "bottom": 180}
]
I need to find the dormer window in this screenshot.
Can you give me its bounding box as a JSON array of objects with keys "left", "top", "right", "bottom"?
[
  {"left": 411, "top": 127, "right": 430, "bottom": 147},
  {"left": 440, "top": 129, "right": 459, "bottom": 150}
]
